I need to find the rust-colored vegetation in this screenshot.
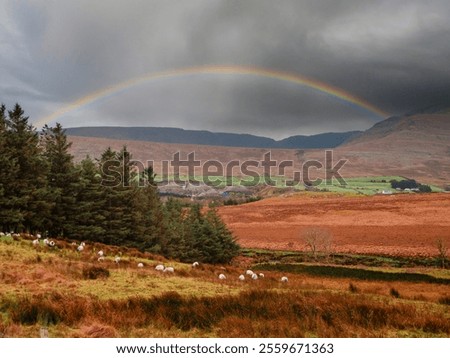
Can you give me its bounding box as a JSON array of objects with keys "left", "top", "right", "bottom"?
[
  {"left": 219, "top": 193, "right": 450, "bottom": 256},
  {"left": 1, "top": 289, "right": 449, "bottom": 338},
  {"left": 0, "top": 232, "right": 449, "bottom": 338}
]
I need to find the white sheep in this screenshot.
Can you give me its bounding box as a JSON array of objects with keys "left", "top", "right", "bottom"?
[
  {"left": 97, "top": 256, "right": 105, "bottom": 262},
  {"left": 164, "top": 266, "right": 174, "bottom": 273},
  {"left": 0, "top": 232, "right": 5, "bottom": 237},
  {"left": 97, "top": 250, "right": 104, "bottom": 257},
  {"left": 43, "top": 238, "right": 50, "bottom": 246},
  {"left": 155, "top": 264, "right": 165, "bottom": 271},
  {"left": 114, "top": 256, "right": 121, "bottom": 264},
  {"left": 192, "top": 261, "right": 199, "bottom": 268},
  {"left": 259, "top": 273, "right": 265, "bottom": 278},
  {"left": 246, "top": 269, "right": 254, "bottom": 276},
  {"left": 218, "top": 273, "right": 226, "bottom": 280},
  {"left": 251, "top": 273, "right": 258, "bottom": 280},
  {"left": 36, "top": 234, "right": 41, "bottom": 239},
  {"left": 32, "top": 239, "right": 40, "bottom": 246},
  {"left": 137, "top": 262, "right": 144, "bottom": 268},
  {"left": 77, "top": 244, "right": 84, "bottom": 252},
  {"left": 238, "top": 274, "right": 245, "bottom": 281},
  {"left": 48, "top": 240, "right": 56, "bottom": 247},
  {"left": 281, "top": 276, "right": 288, "bottom": 283}
]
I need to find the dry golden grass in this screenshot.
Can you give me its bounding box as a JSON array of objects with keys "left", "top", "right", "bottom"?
[
  {"left": 0, "top": 235, "right": 449, "bottom": 338},
  {"left": 1, "top": 289, "right": 449, "bottom": 338}
]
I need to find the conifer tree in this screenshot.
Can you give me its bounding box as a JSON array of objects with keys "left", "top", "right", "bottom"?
[
  {"left": 160, "top": 197, "right": 186, "bottom": 257},
  {"left": 160, "top": 201, "right": 240, "bottom": 264},
  {"left": 66, "top": 156, "right": 106, "bottom": 242},
  {"left": 99, "top": 146, "right": 134, "bottom": 245},
  {"left": 41, "top": 123, "right": 78, "bottom": 236},
  {"left": 4, "top": 104, "right": 51, "bottom": 231},
  {"left": 204, "top": 207, "right": 240, "bottom": 263},
  {"left": 130, "top": 166, "right": 166, "bottom": 251},
  {"left": 0, "top": 104, "right": 21, "bottom": 231},
  {"left": 183, "top": 203, "right": 204, "bottom": 261}
]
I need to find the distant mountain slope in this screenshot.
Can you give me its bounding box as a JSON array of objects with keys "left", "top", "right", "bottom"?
[
  {"left": 66, "top": 114, "right": 450, "bottom": 187},
  {"left": 278, "top": 131, "right": 361, "bottom": 148},
  {"left": 65, "top": 126, "right": 361, "bottom": 149},
  {"left": 335, "top": 114, "right": 450, "bottom": 185},
  {"left": 342, "top": 114, "right": 450, "bottom": 150}
]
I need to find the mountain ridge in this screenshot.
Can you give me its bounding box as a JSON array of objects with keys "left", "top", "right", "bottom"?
[{"left": 65, "top": 126, "right": 362, "bottom": 149}]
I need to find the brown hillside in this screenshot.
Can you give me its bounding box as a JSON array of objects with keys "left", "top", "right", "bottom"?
[
  {"left": 331, "top": 114, "right": 450, "bottom": 185},
  {"left": 67, "top": 114, "right": 450, "bottom": 186},
  {"left": 67, "top": 135, "right": 299, "bottom": 177},
  {"left": 218, "top": 193, "right": 450, "bottom": 256}
]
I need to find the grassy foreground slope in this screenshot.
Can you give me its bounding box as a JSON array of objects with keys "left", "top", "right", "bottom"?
[{"left": 0, "top": 235, "right": 449, "bottom": 338}]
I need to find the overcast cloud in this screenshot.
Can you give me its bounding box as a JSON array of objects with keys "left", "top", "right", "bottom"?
[{"left": 1, "top": 0, "right": 449, "bottom": 138}]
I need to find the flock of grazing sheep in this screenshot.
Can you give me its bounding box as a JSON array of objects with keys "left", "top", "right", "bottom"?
[{"left": 0, "top": 232, "right": 289, "bottom": 283}]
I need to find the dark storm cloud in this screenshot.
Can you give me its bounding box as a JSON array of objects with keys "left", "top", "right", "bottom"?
[{"left": 1, "top": 0, "right": 450, "bottom": 137}]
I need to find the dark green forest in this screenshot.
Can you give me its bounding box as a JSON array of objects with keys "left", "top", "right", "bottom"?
[{"left": 0, "top": 103, "right": 239, "bottom": 263}]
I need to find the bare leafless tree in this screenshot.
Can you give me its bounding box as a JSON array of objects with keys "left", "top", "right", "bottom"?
[
  {"left": 302, "top": 227, "right": 333, "bottom": 261},
  {"left": 436, "top": 238, "right": 448, "bottom": 268}
]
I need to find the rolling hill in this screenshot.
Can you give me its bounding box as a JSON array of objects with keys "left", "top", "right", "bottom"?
[
  {"left": 65, "top": 126, "right": 361, "bottom": 149},
  {"left": 331, "top": 114, "right": 450, "bottom": 185},
  {"left": 67, "top": 114, "right": 450, "bottom": 187}
]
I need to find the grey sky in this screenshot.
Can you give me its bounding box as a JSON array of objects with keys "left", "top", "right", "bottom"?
[{"left": 1, "top": 0, "right": 449, "bottom": 138}]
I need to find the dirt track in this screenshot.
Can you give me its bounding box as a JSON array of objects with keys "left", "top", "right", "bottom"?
[{"left": 218, "top": 193, "right": 450, "bottom": 256}]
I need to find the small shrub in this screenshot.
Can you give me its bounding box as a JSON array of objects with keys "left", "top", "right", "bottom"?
[
  {"left": 224, "top": 198, "right": 239, "bottom": 206},
  {"left": 349, "top": 282, "right": 359, "bottom": 293},
  {"left": 418, "top": 184, "right": 432, "bottom": 193},
  {"left": 390, "top": 288, "right": 400, "bottom": 298},
  {"left": 82, "top": 266, "right": 110, "bottom": 280}
]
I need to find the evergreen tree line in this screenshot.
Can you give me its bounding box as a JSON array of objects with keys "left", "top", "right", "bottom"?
[
  {"left": 0, "top": 103, "right": 240, "bottom": 263},
  {"left": 390, "top": 179, "right": 432, "bottom": 192}
]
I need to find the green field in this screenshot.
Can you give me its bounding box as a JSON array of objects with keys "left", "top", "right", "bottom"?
[
  {"left": 154, "top": 174, "right": 443, "bottom": 195},
  {"left": 317, "top": 176, "right": 443, "bottom": 194}
]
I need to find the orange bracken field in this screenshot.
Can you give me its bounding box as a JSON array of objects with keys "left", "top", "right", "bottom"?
[{"left": 218, "top": 193, "right": 450, "bottom": 257}]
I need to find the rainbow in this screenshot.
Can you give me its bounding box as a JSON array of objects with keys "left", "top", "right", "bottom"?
[{"left": 35, "top": 65, "right": 389, "bottom": 128}]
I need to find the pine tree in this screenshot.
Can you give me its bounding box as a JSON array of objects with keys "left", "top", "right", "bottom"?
[
  {"left": 0, "top": 104, "right": 21, "bottom": 231},
  {"left": 160, "top": 201, "right": 240, "bottom": 264},
  {"left": 183, "top": 203, "right": 205, "bottom": 261},
  {"left": 161, "top": 198, "right": 186, "bottom": 258},
  {"left": 4, "top": 104, "right": 51, "bottom": 232},
  {"left": 130, "top": 166, "right": 166, "bottom": 251},
  {"left": 98, "top": 146, "right": 134, "bottom": 245},
  {"left": 66, "top": 156, "right": 106, "bottom": 242},
  {"left": 184, "top": 205, "right": 240, "bottom": 264},
  {"left": 41, "top": 123, "right": 78, "bottom": 236},
  {"left": 204, "top": 207, "right": 240, "bottom": 263}
]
